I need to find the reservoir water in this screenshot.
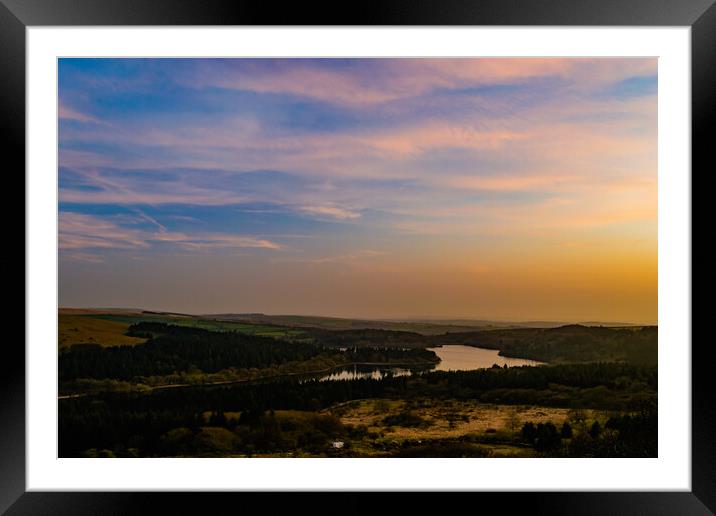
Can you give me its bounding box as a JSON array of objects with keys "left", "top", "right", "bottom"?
[
  {"left": 426, "top": 345, "right": 543, "bottom": 371},
  {"left": 312, "top": 344, "right": 543, "bottom": 382}
]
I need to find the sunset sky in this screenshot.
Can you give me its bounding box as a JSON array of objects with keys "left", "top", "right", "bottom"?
[{"left": 58, "top": 58, "right": 657, "bottom": 324}]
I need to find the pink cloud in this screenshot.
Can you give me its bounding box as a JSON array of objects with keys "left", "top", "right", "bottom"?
[
  {"left": 59, "top": 212, "right": 149, "bottom": 250},
  {"left": 366, "top": 125, "right": 525, "bottom": 157},
  {"left": 152, "top": 233, "right": 282, "bottom": 250},
  {"left": 443, "top": 173, "right": 575, "bottom": 192},
  {"left": 299, "top": 205, "right": 361, "bottom": 220},
  {"left": 189, "top": 58, "right": 656, "bottom": 107},
  {"left": 58, "top": 102, "right": 99, "bottom": 123},
  {"left": 62, "top": 252, "right": 105, "bottom": 263},
  {"left": 59, "top": 212, "right": 282, "bottom": 253}
]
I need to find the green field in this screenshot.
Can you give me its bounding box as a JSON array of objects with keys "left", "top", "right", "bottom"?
[
  {"left": 204, "top": 313, "right": 496, "bottom": 335},
  {"left": 86, "top": 313, "right": 305, "bottom": 339},
  {"left": 59, "top": 311, "right": 306, "bottom": 350}
]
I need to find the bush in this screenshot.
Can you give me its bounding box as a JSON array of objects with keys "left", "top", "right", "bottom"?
[
  {"left": 159, "top": 427, "right": 194, "bottom": 455},
  {"left": 521, "top": 422, "right": 536, "bottom": 443},
  {"left": 534, "top": 423, "right": 561, "bottom": 452},
  {"left": 383, "top": 411, "right": 430, "bottom": 428},
  {"left": 193, "top": 427, "right": 239, "bottom": 455},
  {"left": 393, "top": 442, "right": 492, "bottom": 458},
  {"left": 522, "top": 421, "right": 562, "bottom": 452}
]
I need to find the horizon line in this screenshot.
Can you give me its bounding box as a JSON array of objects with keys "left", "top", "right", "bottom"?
[{"left": 58, "top": 306, "right": 656, "bottom": 327}]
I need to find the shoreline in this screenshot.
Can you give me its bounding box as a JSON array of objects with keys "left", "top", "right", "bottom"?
[{"left": 58, "top": 359, "right": 440, "bottom": 399}]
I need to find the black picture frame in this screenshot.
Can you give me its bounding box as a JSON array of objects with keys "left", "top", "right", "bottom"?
[{"left": 4, "top": 0, "right": 712, "bottom": 513}]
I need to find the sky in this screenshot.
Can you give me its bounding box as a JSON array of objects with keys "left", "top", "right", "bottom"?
[{"left": 58, "top": 58, "right": 657, "bottom": 324}]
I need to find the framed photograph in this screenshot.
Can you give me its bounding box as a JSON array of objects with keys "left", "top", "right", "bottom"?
[{"left": 6, "top": 0, "right": 711, "bottom": 513}]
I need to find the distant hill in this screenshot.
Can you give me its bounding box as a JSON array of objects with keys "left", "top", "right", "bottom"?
[
  {"left": 502, "top": 324, "right": 657, "bottom": 364},
  {"left": 388, "top": 318, "right": 637, "bottom": 328},
  {"left": 59, "top": 307, "right": 145, "bottom": 316},
  {"left": 201, "top": 313, "right": 492, "bottom": 335},
  {"left": 61, "top": 308, "right": 640, "bottom": 332},
  {"left": 58, "top": 314, "right": 146, "bottom": 349},
  {"left": 201, "top": 313, "right": 639, "bottom": 334}
]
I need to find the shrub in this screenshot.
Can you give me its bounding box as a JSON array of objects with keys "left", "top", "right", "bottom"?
[
  {"left": 193, "top": 427, "right": 239, "bottom": 455},
  {"left": 383, "top": 411, "right": 429, "bottom": 428}
]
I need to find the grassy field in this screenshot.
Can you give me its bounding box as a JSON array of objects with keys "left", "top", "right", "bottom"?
[
  {"left": 59, "top": 314, "right": 146, "bottom": 349},
  {"left": 330, "top": 398, "right": 580, "bottom": 438},
  {"left": 205, "top": 313, "right": 495, "bottom": 335},
  {"left": 60, "top": 310, "right": 304, "bottom": 350},
  {"left": 86, "top": 313, "right": 304, "bottom": 338},
  {"left": 204, "top": 314, "right": 637, "bottom": 335},
  {"left": 325, "top": 398, "right": 602, "bottom": 457}
]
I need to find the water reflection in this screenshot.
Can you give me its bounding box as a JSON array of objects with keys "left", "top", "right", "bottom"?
[
  {"left": 308, "top": 345, "right": 543, "bottom": 382},
  {"left": 427, "top": 345, "right": 543, "bottom": 371},
  {"left": 316, "top": 364, "right": 423, "bottom": 382}
]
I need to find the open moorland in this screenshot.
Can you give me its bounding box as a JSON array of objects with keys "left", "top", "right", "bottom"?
[{"left": 59, "top": 314, "right": 146, "bottom": 349}]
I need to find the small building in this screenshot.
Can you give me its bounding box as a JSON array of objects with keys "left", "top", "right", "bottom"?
[{"left": 332, "top": 441, "right": 344, "bottom": 449}]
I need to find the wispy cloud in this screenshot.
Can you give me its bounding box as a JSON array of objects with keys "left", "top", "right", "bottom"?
[
  {"left": 299, "top": 205, "right": 361, "bottom": 220},
  {"left": 59, "top": 212, "right": 149, "bottom": 250},
  {"left": 151, "top": 232, "right": 282, "bottom": 250},
  {"left": 185, "top": 58, "right": 656, "bottom": 107},
  {"left": 59, "top": 212, "right": 282, "bottom": 254},
  {"left": 62, "top": 252, "right": 105, "bottom": 263},
  {"left": 58, "top": 102, "right": 99, "bottom": 123},
  {"left": 272, "top": 249, "right": 385, "bottom": 266}
]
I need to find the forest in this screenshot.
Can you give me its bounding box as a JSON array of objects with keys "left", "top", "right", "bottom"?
[
  {"left": 426, "top": 325, "right": 657, "bottom": 364},
  {"left": 59, "top": 322, "right": 439, "bottom": 392},
  {"left": 59, "top": 360, "right": 656, "bottom": 457}
]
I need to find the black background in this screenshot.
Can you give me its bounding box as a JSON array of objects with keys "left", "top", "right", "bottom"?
[{"left": 2, "top": 0, "right": 712, "bottom": 513}]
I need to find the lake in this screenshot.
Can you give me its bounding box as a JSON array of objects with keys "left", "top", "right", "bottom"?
[
  {"left": 427, "top": 344, "right": 543, "bottom": 371},
  {"left": 312, "top": 345, "right": 543, "bottom": 382}
]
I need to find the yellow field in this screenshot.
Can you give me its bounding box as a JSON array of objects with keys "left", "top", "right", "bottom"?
[
  {"left": 59, "top": 314, "right": 146, "bottom": 349},
  {"left": 329, "top": 399, "right": 594, "bottom": 442}
]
